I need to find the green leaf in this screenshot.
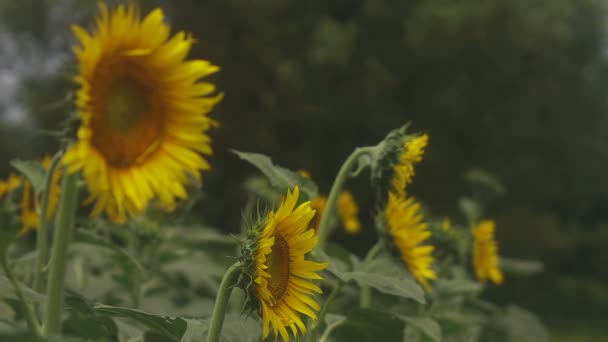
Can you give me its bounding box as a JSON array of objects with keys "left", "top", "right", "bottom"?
[
  {"left": 10, "top": 159, "right": 46, "bottom": 194},
  {"left": 73, "top": 230, "right": 145, "bottom": 273},
  {"left": 399, "top": 316, "right": 441, "bottom": 341},
  {"left": 231, "top": 150, "right": 318, "bottom": 200},
  {"left": 0, "top": 332, "right": 83, "bottom": 341},
  {"left": 329, "top": 308, "right": 404, "bottom": 342},
  {"left": 502, "top": 305, "right": 549, "bottom": 342},
  {"left": 500, "top": 257, "right": 543, "bottom": 275},
  {"left": 341, "top": 257, "right": 425, "bottom": 303},
  {"left": 433, "top": 278, "right": 483, "bottom": 296},
  {"left": 94, "top": 304, "right": 187, "bottom": 341},
  {"left": 0, "top": 275, "right": 46, "bottom": 302}
]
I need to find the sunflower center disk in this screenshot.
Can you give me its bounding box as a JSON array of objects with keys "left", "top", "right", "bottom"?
[
  {"left": 267, "top": 234, "right": 290, "bottom": 303},
  {"left": 90, "top": 61, "right": 164, "bottom": 169}
]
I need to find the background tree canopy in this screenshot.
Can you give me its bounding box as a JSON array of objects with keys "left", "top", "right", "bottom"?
[{"left": 1, "top": 0, "right": 607, "bottom": 339}]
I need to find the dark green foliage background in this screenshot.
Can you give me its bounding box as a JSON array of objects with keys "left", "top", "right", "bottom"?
[{"left": 1, "top": 0, "right": 607, "bottom": 339}]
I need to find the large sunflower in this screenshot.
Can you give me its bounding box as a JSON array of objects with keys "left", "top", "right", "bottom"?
[
  {"left": 254, "top": 186, "right": 328, "bottom": 341},
  {"left": 472, "top": 220, "right": 504, "bottom": 285},
  {"left": 63, "top": 4, "right": 222, "bottom": 223},
  {"left": 384, "top": 192, "right": 436, "bottom": 291}
]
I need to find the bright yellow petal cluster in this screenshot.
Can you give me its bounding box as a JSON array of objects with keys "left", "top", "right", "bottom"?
[
  {"left": 472, "top": 220, "right": 504, "bottom": 285},
  {"left": 254, "top": 187, "right": 328, "bottom": 341},
  {"left": 385, "top": 192, "right": 436, "bottom": 291},
  {"left": 63, "top": 4, "right": 222, "bottom": 223},
  {"left": 0, "top": 174, "right": 21, "bottom": 199},
  {"left": 337, "top": 191, "right": 361, "bottom": 234},
  {"left": 391, "top": 134, "right": 428, "bottom": 197}
]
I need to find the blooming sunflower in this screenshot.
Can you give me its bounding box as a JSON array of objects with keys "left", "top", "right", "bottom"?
[
  {"left": 63, "top": 3, "right": 222, "bottom": 223},
  {"left": 472, "top": 220, "right": 504, "bottom": 285},
  {"left": 252, "top": 186, "right": 328, "bottom": 341},
  {"left": 384, "top": 192, "right": 436, "bottom": 291},
  {"left": 337, "top": 191, "right": 361, "bottom": 234},
  {"left": 391, "top": 134, "right": 428, "bottom": 197}
]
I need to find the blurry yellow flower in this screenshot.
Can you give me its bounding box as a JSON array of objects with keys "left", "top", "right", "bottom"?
[
  {"left": 63, "top": 3, "right": 222, "bottom": 223},
  {"left": 472, "top": 220, "right": 504, "bottom": 285},
  {"left": 441, "top": 217, "right": 451, "bottom": 232},
  {"left": 19, "top": 155, "right": 62, "bottom": 236},
  {"left": 254, "top": 187, "right": 328, "bottom": 341},
  {"left": 391, "top": 134, "right": 428, "bottom": 196},
  {"left": 0, "top": 174, "right": 21, "bottom": 198},
  {"left": 385, "top": 192, "right": 436, "bottom": 291},
  {"left": 338, "top": 191, "right": 361, "bottom": 234},
  {"left": 309, "top": 195, "right": 327, "bottom": 234}
]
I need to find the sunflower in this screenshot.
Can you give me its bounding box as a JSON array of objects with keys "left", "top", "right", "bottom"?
[
  {"left": 337, "top": 191, "right": 361, "bottom": 234},
  {"left": 63, "top": 3, "right": 222, "bottom": 223},
  {"left": 384, "top": 192, "right": 436, "bottom": 291},
  {"left": 391, "top": 134, "right": 428, "bottom": 197},
  {"left": 19, "top": 155, "right": 63, "bottom": 236},
  {"left": 0, "top": 174, "right": 21, "bottom": 199},
  {"left": 472, "top": 220, "right": 504, "bottom": 285},
  {"left": 253, "top": 186, "right": 328, "bottom": 341}
]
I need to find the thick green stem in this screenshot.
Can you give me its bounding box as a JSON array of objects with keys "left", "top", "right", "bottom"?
[
  {"left": 1, "top": 252, "right": 42, "bottom": 335},
  {"left": 43, "top": 171, "right": 79, "bottom": 336},
  {"left": 207, "top": 262, "right": 241, "bottom": 342},
  {"left": 317, "top": 147, "right": 374, "bottom": 250},
  {"left": 33, "top": 152, "right": 62, "bottom": 293},
  {"left": 360, "top": 241, "right": 384, "bottom": 309}
]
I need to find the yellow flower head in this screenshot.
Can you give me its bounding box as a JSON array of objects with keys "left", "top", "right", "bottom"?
[
  {"left": 253, "top": 187, "right": 328, "bottom": 341},
  {"left": 0, "top": 174, "right": 22, "bottom": 199},
  {"left": 337, "top": 191, "right": 361, "bottom": 234},
  {"left": 309, "top": 195, "right": 327, "bottom": 234},
  {"left": 19, "top": 155, "right": 62, "bottom": 236},
  {"left": 384, "top": 192, "right": 436, "bottom": 291},
  {"left": 63, "top": 3, "right": 222, "bottom": 223},
  {"left": 472, "top": 220, "right": 504, "bottom": 285},
  {"left": 391, "top": 134, "right": 428, "bottom": 197}
]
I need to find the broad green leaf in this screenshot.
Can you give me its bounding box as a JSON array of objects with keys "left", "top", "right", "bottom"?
[
  {"left": 329, "top": 308, "right": 404, "bottom": 342},
  {"left": 345, "top": 256, "right": 426, "bottom": 303},
  {"left": 500, "top": 257, "right": 543, "bottom": 275},
  {"left": 73, "top": 230, "right": 144, "bottom": 273},
  {"left": 320, "top": 314, "right": 347, "bottom": 342},
  {"left": 231, "top": 150, "right": 318, "bottom": 200},
  {"left": 399, "top": 316, "right": 441, "bottom": 341},
  {"left": 0, "top": 275, "right": 45, "bottom": 302},
  {"left": 201, "top": 314, "right": 262, "bottom": 342},
  {"left": 94, "top": 304, "right": 187, "bottom": 341},
  {"left": 10, "top": 159, "right": 46, "bottom": 194},
  {"left": 0, "top": 332, "right": 83, "bottom": 341},
  {"left": 502, "top": 305, "right": 549, "bottom": 342}
]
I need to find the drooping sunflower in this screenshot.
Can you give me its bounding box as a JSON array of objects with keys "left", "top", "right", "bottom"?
[
  {"left": 251, "top": 186, "right": 328, "bottom": 341},
  {"left": 337, "top": 191, "right": 361, "bottom": 234},
  {"left": 472, "top": 220, "right": 504, "bottom": 285},
  {"left": 384, "top": 191, "right": 436, "bottom": 291},
  {"left": 391, "top": 134, "right": 428, "bottom": 197},
  {"left": 63, "top": 3, "right": 222, "bottom": 223}
]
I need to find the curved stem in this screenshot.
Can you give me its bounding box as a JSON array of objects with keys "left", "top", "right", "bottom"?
[
  {"left": 317, "top": 147, "right": 374, "bottom": 250},
  {"left": 33, "top": 151, "right": 62, "bottom": 293},
  {"left": 207, "top": 262, "right": 242, "bottom": 342},
  {"left": 1, "top": 252, "right": 42, "bottom": 335},
  {"left": 43, "top": 171, "right": 79, "bottom": 336}
]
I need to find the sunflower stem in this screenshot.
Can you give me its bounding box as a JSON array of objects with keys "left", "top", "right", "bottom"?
[
  {"left": 307, "top": 280, "right": 343, "bottom": 342},
  {"left": 360, "top": 241, "right": 383, "bottom": 309},
  {"left": 33, "top": 151, "right": 62, "bottom": 293},
  {"left": 207, "top": 261, "right": 241, "bottom": 342},
  {"left": 317, "top": 147, "right": 374, "bottom": 250},
  {"left": 43, "top": 171, "right": 79, "bottom": 336},
  {"left": 1, "top": 251, "right": 42, "bottom": 335}
]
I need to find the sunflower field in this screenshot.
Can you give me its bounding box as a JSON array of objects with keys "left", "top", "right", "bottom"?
[{"left": 1, "top": 1, "right": 607, "bottom": 341}]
